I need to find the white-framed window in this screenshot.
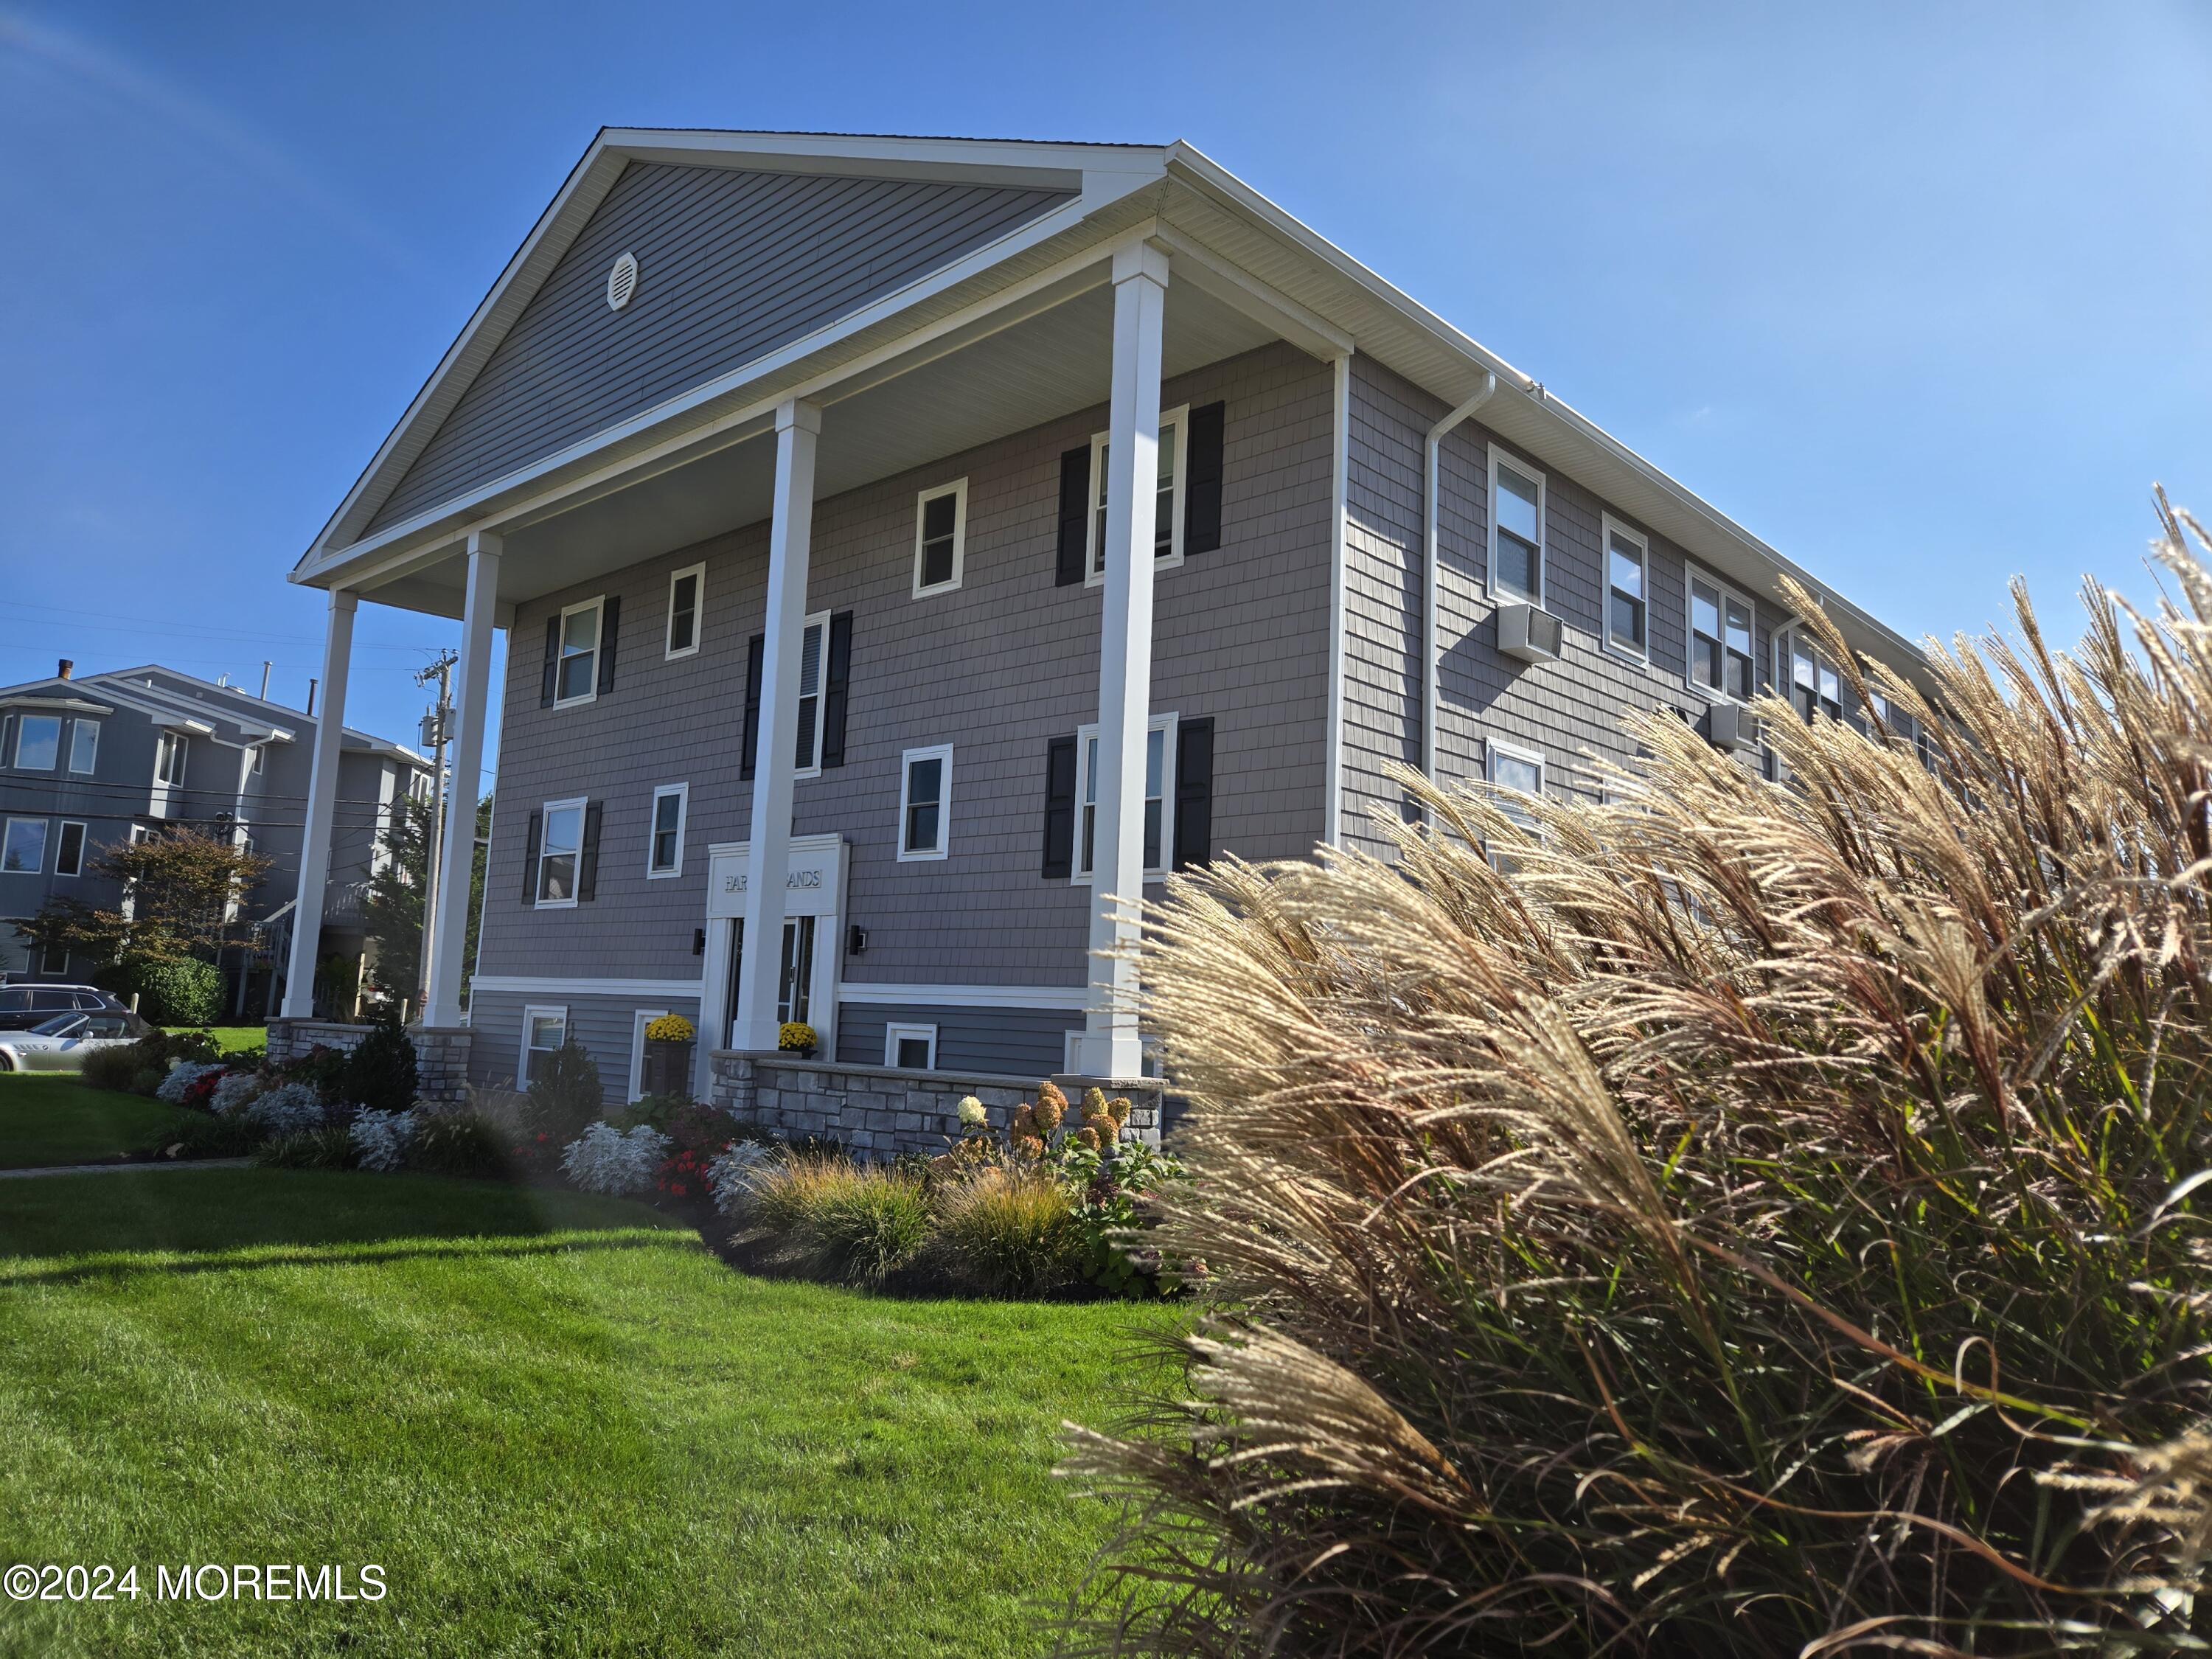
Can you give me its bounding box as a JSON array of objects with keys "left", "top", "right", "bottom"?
[
  {"left": 1776, "top": 623, "right": 1845, "bottom": 723},
  {"left": 627, "top": 1007, "right": 670, "bottom": 1102},
  {"left": 885, "top": 1023, "right": 938, "bottom": 1070},
  {"left": 1485, "top": 738, "right": 1546, "bottom": 832},
  {"left": 897, "top": 745, "right": 952, "bottom": 861},
  {"left": 647, "top": 783, "right": 687, "bottom": 877},
  {"left": 155, "top": 730, "right": 188, "bottom": 787},
  {"left": 1086, "top": 404, "right": 1190, "bottom": 585},
  {"left": 13, "top": 714, "right": 60, "bottom": 771},
  {"left": 1602, "top": 516, "right": 1649, "bottom": 659},
  {"left": 554, "top": 597, "right": 605, "bottom": 706},
  {"left": 521, "top": 1006, "right": 569, "bottom": 1088},
  {"left": 912, "top": 479, "right": 967, "bottom": 597},
  {"left": 68, "top": 720, "right": 99, "bottom": 776},
  {"left": 55, "top": 821, "right": 86, "bottom": 878},
  {"left": 536, "top": 797, "right": 587, "bottom": 907},
  {"left": 1688, "top": 571, "right": 1759, "bottom": 703},
  {"left": 666, "top": 563, "right": 705, "bottom": 659},
  {"left": 3, "top": 818, "right": 49, "bottom": 874},
  {"left": 1073, "top": 714, "right": 1177, "bottom": 883},
  {"left": 38, "top": 944, "right": 67, "bottom": 976},
  {"left": 1488, "top": 448, "right": 1546, "bottom": 606},
  {"left": 792, "top": 611, "right": 832, "bottom": 777}
]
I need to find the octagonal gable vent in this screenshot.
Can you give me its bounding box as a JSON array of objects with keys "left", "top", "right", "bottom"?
[{"left": 606, "top": 251, "right": 639, "bottom": 313}]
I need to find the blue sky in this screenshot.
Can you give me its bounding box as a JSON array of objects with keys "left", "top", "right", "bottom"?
[{"left": 3, "top": 1, "right": 2208, "bottom": 796}]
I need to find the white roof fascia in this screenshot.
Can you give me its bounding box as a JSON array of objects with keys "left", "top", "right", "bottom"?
[{"left": 0, "top": 693, "right": 115, "bottom": 716}]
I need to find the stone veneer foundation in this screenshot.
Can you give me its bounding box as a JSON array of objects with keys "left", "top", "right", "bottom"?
[{"left": 263, "top": 1019, "right": 475, "bottom": 1105}]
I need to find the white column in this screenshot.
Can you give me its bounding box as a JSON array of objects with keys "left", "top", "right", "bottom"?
[
  {"left": 423, "top": 532, "right": 500, "bottom": 1028},
  {"left": 1078, "top": 241, "right": 1168, "bottom": 1079},
  {"left": 732, "top": 398, "right": 821, "bottom": 1051},
  {"left": 282, "top": 588, "right": 357, "bottom": 1018}
]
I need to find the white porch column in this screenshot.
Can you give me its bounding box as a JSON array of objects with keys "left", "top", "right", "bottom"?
[
  {"left": 1078, "top": 241, "right": 1168, "bottom": 1079},
  {"left": 732, "top": 397, "right": 821, "bottom": 1052},
  {"left": 423, "top": 532, "right": 500, "bottom": 1028},
  {"left": 282, "top": 588, "right": 357, "bottom": 1018}
]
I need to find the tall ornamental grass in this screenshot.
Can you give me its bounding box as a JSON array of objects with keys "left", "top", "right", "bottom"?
[{"left": 1066, "top": 500, "right": 2212, "bottom": 1655}]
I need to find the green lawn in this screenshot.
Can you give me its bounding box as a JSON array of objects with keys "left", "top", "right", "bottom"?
[
  {"left": 175, "top": 1026, "right": 266, "bottom": 1055},
  {"left": 0, "top": 1169, "right": 1172, "bottom": 1657},
  {"left": 0, "top": 1076, "right": 196, "bottom": 1169}
]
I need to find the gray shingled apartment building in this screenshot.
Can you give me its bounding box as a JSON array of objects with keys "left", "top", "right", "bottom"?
[{"left": 279, "top": 130, "right": 1925, "bottom": 1102}]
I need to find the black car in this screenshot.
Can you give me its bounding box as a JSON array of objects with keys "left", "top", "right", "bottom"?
[{"left": 0, "top": 984, "right": 128, "bottom": 1032}]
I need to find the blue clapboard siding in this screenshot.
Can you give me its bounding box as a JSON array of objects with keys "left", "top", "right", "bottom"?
[
  {"left": 834, "top": 1004, "right": 1079, "bottom": 1081},
  {"left": 368, "top": 163, "right": 1073, "bottom": 532}
]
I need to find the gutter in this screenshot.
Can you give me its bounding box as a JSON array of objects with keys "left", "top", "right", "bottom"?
[{"left": 1422, "top": 372, "right": 1497, "bottom": 780}]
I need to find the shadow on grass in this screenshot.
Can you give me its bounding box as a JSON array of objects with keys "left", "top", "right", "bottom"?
[{"left": 0, "top": 1228, "right": 695, "bottom": 1290}]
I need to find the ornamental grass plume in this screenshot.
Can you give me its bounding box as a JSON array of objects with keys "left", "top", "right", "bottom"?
[{"left": 1062, "top": 497, "right": 2212, "bottom": 1655}]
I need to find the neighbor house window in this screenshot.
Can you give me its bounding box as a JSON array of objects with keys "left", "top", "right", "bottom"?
[
  {"left": 55, "top": 821, "right": 86, "bottom": 877},
  {"left": 250, "top": 742, "right": 265, "bottom": 776},
  {"left": 666, "top": 564, "right": 704, "bottom": 659},
  {"left": 913, "top": 479, "right": 967, "bottom": 596},
  {"left": 1779, "top": 625, "right": 1844, "bottom": 723},
  {"left": 68, "top": 720, "right": 98, "bottom": 775},
  {"left": 2, "top": 818, "right": 49, "bottom": 874},
  {"left": 1074, "top": 715, "right": 1176, "bottom": 881},
  {"left": 555, "top": 598, "right": 604, "bottom": 705},
  {"left": 1604, "top": 518, "right": 1648, "bottom": 656},
  {"left": 1689, "top": 574, "right": 1758, "bottom": 701},
  {"left": 1488, "top": 450, "right": 1545, "bottom": 605},
  {"left": 521, "top": 1006, "right": 568, "bottom": 1086},
  {"left": 38, "top": 945, "right": 67, "bottom": 976},
  {"left": 1087, "top": 406, "right": 1189, "bottom": 582},
  {"left": 536, "top": 798, "right": 586, "bottom": 905},
  {"left": 898, "top": 745, "right": 952, "bottom": 860},
  {"left": 793, "top": 611, "right": 831, "bottom": 774},
  {"left": 13, "top": 714, "right": 60, "bottom": 770},
  {"left": 155, "top": 731, "right": 187, "bottom": 786},
  {"left": 885, "top": 1023, "right": 937, "bottom": 1070},
  {"left": 647, "top": 784, "right": 687, "bottom": 877}
]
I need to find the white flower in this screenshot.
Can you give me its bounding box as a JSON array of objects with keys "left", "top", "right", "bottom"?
[
  {"left": 349, "top": 1108, "right": 417, "bottom": 1172},
  {"left": 243, "top": 1082, "right": 325, "bottom": 1135},
  {"left": 706, "top": 1141, "right": 779, "bottom": 1215},
  {"left": 956, "top": 1095, "right": 988, "bottom": 1130},
  {"left": 210, "top": 1071, "right": 265, "bottom": 1116},
  {"left": 560, "top": 1122, "right": 671, "bottom": 1196},
  {"left": 155, "top": 1061, "right": 225, "bottom": 1105}
]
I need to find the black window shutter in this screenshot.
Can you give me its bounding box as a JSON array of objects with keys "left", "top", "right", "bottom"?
[
  {"left": 1042, "top": 735, "right": 1077, "bottom": 880},
  {"left": 596, "top": 596, "right": 621, "bottom": 695},
  {"left": 740, "top": 634, "right": 765, "bottom": 780},
  {"left": 820, "top": 611, "right": 854, "bottom": 768},
  {"left": 540, "top": 617, "right": 559, "bottom": 708},
  {"left": 577, "top": 802, "right": 603, "bottom": 902},
  {"left": 1055, "top": 445, "right": 1091, "bottom": 585},
  {"left": 520, "top": 810, "right": 542, "bottom": 904},
  {"left": 1184, "top": 402, "right": 1225, "bottom": 555},
  {"left": 1173, "top": 717, "right": 1214, "bottom": 872}
]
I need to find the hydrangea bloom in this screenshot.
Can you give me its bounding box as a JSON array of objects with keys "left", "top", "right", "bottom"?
[
  {"left": 156, "top": 1061, "right": 225, "bottom": 1105},
  {"left": 209, "top": 1071, "right": 265, "bottom": 1116},
  {"left": 349, "top": 1108, "right": 417, "bottom": 1172},
  {"left": 244, "top": 1081, "right": 325, "bottom": 1135},
  {"left": 706, "top": 1141, "right": 779, "bottom": 1215},
  {"left": 560, "top": 1122, "right": 672, "bottom": 1196},
  {"left": 956, "top": 1095, "right": 988, "bottom": 1130}
]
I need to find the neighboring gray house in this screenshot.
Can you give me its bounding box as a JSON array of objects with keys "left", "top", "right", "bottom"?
[
  {"left": 280, "top": 130, "right": 1931, "bottom": 1102},
  {"left": 0, "top": 661, "right": 431, "bottom": 1013}
]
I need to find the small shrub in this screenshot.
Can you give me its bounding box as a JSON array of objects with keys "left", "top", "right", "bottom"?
[
  {"left": 706, "top": 1141, "right": 779, "bottom": 1215},
  {"left": 80, "top": 1044, "right": 147, "bottom": 1094},
  {"left": 242, "top": 1081, "right": 325, "bottom": 1135},
  {"left": 209, "top": 1071, "right": 265, "bottom": 1116},
  {"left": 739, "top": 1157, "right": 932, "bottom": 1286},
  {"left": 608, "top": 1093, "right": 692, "bottom": 1134},
  {"left": 406, "top": 1111, "right": 509, "bottom": 1180},
  {"left": 349, "top": 1108, "right": 415, "bottom": 1172},
  {"left": 560, "top": 1121, "right": 670, "bottom": 1196},
  {"left": 339, "top": 1012, "right": 417, "bottom": 1114},
  {"left": 253, "top": 1125, "right": 356, "bottom": 1170},
  {"left": 933, "top": 1166, "right": 1077, "bottom": 1298},
  {"left": 99, "top": 956, "right": 222, "bottom": 1026},
  {"left": 168, "top": 1111, "right": 268, "bottom": 1159},
  {"left": 278, "top": 1043, "right": 352, "bottom": 1105},
  {"left": 156, "top": 1060, "right": 225, "bottom": 1105},
  {"left": 522, "top": 1039, "right": 602, "bottom": 1143}
]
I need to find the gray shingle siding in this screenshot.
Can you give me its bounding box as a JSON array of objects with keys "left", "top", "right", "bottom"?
[
  {"left": 474, "top": 341, "right": 1335, "bottom": 1022},
  {"left": 368, "top": 164, "right": 1075, "bottom": 533}
]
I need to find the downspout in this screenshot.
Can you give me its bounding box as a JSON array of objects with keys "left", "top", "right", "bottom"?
[
  {"left": 1422, "top": 372, "right": 1498, "bottom": 781},
  {"left": 1323, "top": 350, "right": 1352, "bottom": 847}
]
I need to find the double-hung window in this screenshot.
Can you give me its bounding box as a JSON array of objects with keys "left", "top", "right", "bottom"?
[
  {"left": 1688, "top": 574, "right": 1758, "bottom": 702},
  {"left": 554, "top": 598, "right": 603, "bottom": 705},
  {"left": 1, "top": 818, "right": 47, "bottom": 873},
  {"left": 647, "top": 784, "right": 686, "bottom": 877},
  {"left": 1074, "top": 715, "right": 1175, "bottom": 882},
  {"left": 898, "top": 745, "right": 952, "bottom": 860},
  {"left": 791, "top": 611, "right": 832, "bottom": 775},
  {"left": 1485, "top": 740, "right": 1545, "bottom": 872},
  {"left": 1604, "top": 518, "right": 1648, "bottom": 656},
  {"left": 521, "top": 1007, "right": 568, "bottom": 1086},
  {"left": 155, "top": 731, "right": 187, "bottom": 787},
  {"left": 666, "top": 565, "right": 704, "bottom": 659},
  {"left": 913, "top": 479, "right": 967, "bottom": 596},
  {"left": 1086, "top": 406, "right": 1189, "bottom": 582},
  {"left": 1489, "top": 450, "right": 1545, "bottom": 605},
  {"left": 68, "top": 720, "right": 97, "bottom": 775},
  {"left": 537, "top": 797, "right": 587, "bottom": 905},
  {"left": 1778, "top": 625, "right": 1844, "bottom": 723},
  {"left": 13, "top": 714, "right": 60, "bottom": 771}
]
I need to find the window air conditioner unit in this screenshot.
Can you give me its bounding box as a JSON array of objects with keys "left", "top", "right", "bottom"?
[
  {"left": 1706, "top": 701, "right": 1762, "bottom": 753},
  {"left": 1496, "top": 602, "right": 1563, "bottom": 664}
]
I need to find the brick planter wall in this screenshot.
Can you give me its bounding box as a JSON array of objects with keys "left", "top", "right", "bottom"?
[
  {"left": 708, "top": 1054, "right": 1163, "bottom": 1161},
  {"left": 263, "top": 1019, "right": 475, "bottom": 1106}
]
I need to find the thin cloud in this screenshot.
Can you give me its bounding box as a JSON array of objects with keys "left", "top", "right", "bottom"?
[{"left": 0, "top": 7, "right": 427, "bottom": 278}]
